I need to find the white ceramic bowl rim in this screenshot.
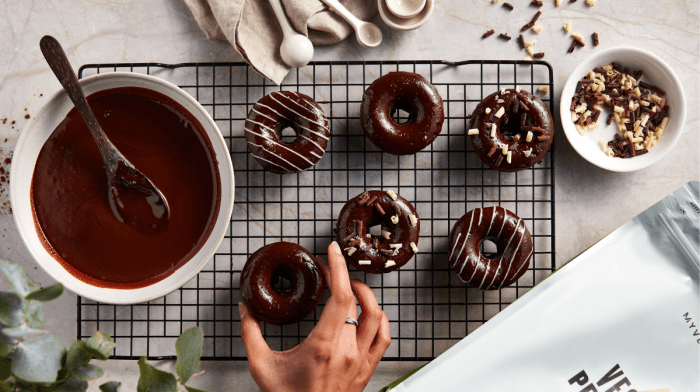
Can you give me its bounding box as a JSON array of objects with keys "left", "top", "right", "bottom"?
[
  {"left": 559, "top": 46, "right": 687, "bottom": 172},
  {"left": 11, "top": 72, "right": 235, "bottom": 304}
]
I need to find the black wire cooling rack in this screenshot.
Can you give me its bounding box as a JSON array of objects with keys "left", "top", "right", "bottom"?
[{"left": 76, "top": 60, "right": 555, "bottom": 361}]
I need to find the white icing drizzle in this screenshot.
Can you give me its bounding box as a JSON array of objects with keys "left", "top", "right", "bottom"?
[
  {"left": 273, "top": 91, "right": 327, "bottom": 124},
  {"left": 478, "top": 261, "right": 491, "bottom": 290},
  {"left": 245, "top": 126, "right": 314, "bottom": 166},
  {"left": 246, "top": 141, "right": 299, "bottom": 172},
  {"left": 499, "top": 221, "right": 528, "bottom": 288},
  {"left": 451, "top": 212, "right": 475, "bottom": 270},
  {"left": 253, "top": 105, "right": 330, "bottom": 141},
  {"left": 300, "top": 135, "right": 326, "bottom": 153},
  {"left": 268, "top": 93, "right": 330, "bottom": 131},
  {"left": 510, "top": 248, "right": 533, "bottom": 284},
  {"left": 449, "top": 232, "right": 461, "bottom": 267}
]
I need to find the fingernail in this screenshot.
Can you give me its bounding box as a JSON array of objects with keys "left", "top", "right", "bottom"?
[
  {"left": 238, "top": 302, "right": 246, "bottom": 317},
  {"left": 331, "top": 241, "right": 342, "bottom": 255}
]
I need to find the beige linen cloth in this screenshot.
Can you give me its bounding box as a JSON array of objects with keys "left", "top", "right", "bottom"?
[{"left": 184, "top": 0, "right": 378, "bottom": 85}]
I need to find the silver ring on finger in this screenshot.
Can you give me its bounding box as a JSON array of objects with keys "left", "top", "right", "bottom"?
[{"left": 345, "top": 317, "right": 359, "bottom": 327}]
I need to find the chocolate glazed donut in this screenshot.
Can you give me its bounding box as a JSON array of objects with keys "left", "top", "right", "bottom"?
[
  {"left": 448, "top": 207, "right": 533, "bottom": 290},
  {"left": 336, "top": 190, "right": 420, "bottom": 274},
  {"left": 240, "top": 242, "right": 324, "bottom": 325},
  {"left": 361, "top": 72, "right": 444, "bottom": 155},
  {"left": 245, "top": 91, "right": 330, "bottom": 174},
  {"left": 469, "top": 89, "right": 553, "bottom": 172}
]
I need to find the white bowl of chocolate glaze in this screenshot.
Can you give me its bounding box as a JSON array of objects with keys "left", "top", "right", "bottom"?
[
  {"left": 559, "top": 46, "right": 687, "bottom": 172},
  {"left": 11, "top": 72, "right": 235, "bottom": 304}
]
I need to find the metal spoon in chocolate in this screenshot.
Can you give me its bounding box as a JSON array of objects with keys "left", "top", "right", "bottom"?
[{"left": 39, "top": 35, "right": 169, "bottom": 235}]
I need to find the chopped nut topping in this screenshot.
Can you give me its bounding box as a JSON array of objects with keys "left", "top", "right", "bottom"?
[
  {"left": 346, "top": 247, "right": 357, "bottom": 256},
  {"left": 501, "top": 88, "right": 506, "bottom": 95},
  {"left": 409, "top": 214, "right": 418, "bottom": 226},
  {"left": 523, "top": 56, "right": 533, "bottom": 61},
  {"left": 485, "top": 107, "right": 492, "bottom": 114},
  {"left": 515, "top": 86, "right": 521, "bottom": 93},
  {"left": 507, "top": 150, "right": 512, "bottom": 164},
  {"left": 468, "top": 128, "right": 479, "bottom": 135},
  {"left": 556, "top": 0, "right": 562, "bottom": 6},
  {"left": 523, "top": 148, "right": 533, "bottom": 157},
  {"left": 571, "top": 32, "right": 584, "bottom": 41},
  {"left": 386, "top": 190, "right": 397, "bottom": 200},
  {"left": 501, "top": 144, "right": 508, "bottom": 155},
  {"left": 564, "top": 21, "right": 572, "bottom": 32},
  {"left": 491, "top": 124, "right": 497, "bottom": 138},
  {"left": 358, "top": 260, "right": 371, "bottom": 265},
  {"left": 381, "top": 229, "right": 391, "bottom": 240},
  {"left": 391, "top": 215, "right": 399, "bottom": 224},
  {"left": 410, "top": 242, "right": 418, "bottom": 253},
  {"left": 585, "top": 0, "right": 597, "bottom": 5},
  {"left": 494, "top": 107, "right": 505, "bottom": 118},
  {"left": 538, "top": 85, "right": 549, "bottom": 93},
  {"left": 389, "top": 243, "right": 403, "bottom": 249},
  {"left": 384, "top": 260, "right": 396, "bottom": 268},
  {"left": 532, "top": 25, "right": 543, "bottom": 34}
]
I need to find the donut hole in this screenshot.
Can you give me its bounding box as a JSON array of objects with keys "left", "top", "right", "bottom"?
[
  {"left": 369, "top": 223, "right": 383, "bottom": 238},
  {"left": 479, "top": 237, "right": 500, "bottom": 259},
  {"left": 390, "top": 101, "right": 414, "bottom": 125},
  {"left": 271, "top": 267, "right": 293, "bottom": 293},
  {"left": 276, "top": 121, "right": 300, "bottom": 144},
  {"left": 500, "top": 113, "right": 524, "bottom": 141}
]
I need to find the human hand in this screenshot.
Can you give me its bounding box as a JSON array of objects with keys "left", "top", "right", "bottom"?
[{"left": 239, "top": 241, "right": 391, "bottom": 392}]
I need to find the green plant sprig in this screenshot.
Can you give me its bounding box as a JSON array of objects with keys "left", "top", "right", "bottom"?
[{"left": 0, "top": 260, "right": 207, "bottom": 392}]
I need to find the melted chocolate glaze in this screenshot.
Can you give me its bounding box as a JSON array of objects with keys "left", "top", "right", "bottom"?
[
  {"left": 245, "top": 91, "right": 329, "bottom": 174},
  {"left": 31, "top": 87, "right": 221, "bottom": 289},
  {"left": 469, "top": 89, "right": 553, "bottom": 172},
  {"left": 240, "top": 242, "right": 323, "bottom": 325},
  {"left": 336, "top": 190, "right": 420, "bottom": 274},
  {"left": 448, "top": 207, "right": 532, "bottom": 290},
  {"left": 361, "top": 72, "right": 444, "bottom": 156}
]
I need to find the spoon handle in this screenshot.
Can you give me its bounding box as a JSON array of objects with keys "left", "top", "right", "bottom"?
[
  {"left": 39, "top": 35, "right": 121, "bottom": 176},
  {"left": 268, "top": 0, "right": 295, "bottom": 37},
  {"left": 320, "top": 0, "right": 362, "bottom": 28}
]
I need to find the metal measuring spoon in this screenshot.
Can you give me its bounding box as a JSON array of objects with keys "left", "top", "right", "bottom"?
[
  {"left": 321, "top": 0, "right": 383, "bottom": 48},
  {"left": 40, "top": 35, "right": 170, "bottom": 235},
  {"left": 268, "top": 0, "right": 315, "bottom": 68}
]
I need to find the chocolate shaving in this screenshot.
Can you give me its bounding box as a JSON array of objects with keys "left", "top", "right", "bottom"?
[
  {"left": 510, "top": 142, "right": 519, "bottom": 151},
  {"left": 375, "top": 203, "right": 385, "bottom": 215},
  {"left": 592, "top": 32, "right": 599, "bottom": 46},
  {"left": 521, "top": 11, "right": 541, "bottom": 31},
  {"left": 373, "top": 238, "right": 380, "bottom": 249},
  {"left": 499, "top": 33, "right": 512, "bottom": 40},
  {"left": 482, "top": 29, "right": 495, "bottom": 38},
  {"left": 519, "top": 100, "right": 530, "bottom": 111},
  {"left": 537, "top": 135, "right": 550, "bottom": 141},
  {"left": 343, "top": 232, "right": 356, "bottom": 243},
  {"left": 494, "top": 155, "right": 504, "bottom": 167},
  {"left": 503, "top": 2, "right": 514, "bottom": 10},
  {"left": 357, "top": 191, "right": 370, "bottom": 205},
  {"left": 487, "top": 144, "right": 498, "bottom": 157},
  {"left": 531, "top": 126, "right": 546, "bottom": 134},
  {"left": 357, "top": 221, "right": 364, "bottom": 236},
  {"left": 521, "top": 113, "right": 528, "bottom": 127},
  {"left": 348, "top": 238, "right": 361, "bottom": 247},
  {"left": 380, "top": 249, "right": 394, "bottom": 256},
  {"left": 512, "top": 99, "right": 520, "bottom": 114},
  {"left": 366, "top": 195, "right": 378, "bottom": 206}
]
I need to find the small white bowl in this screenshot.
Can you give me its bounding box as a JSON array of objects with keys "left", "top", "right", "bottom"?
[
  {"left": 378, "top": 0, "right": 433, "bottom": 31},
  {"left": 560, "top": 46, "right": 687, "bottom": 172},
  {"left": 386, "top": 0, "right": 426, "bottom": 19},
  {"left": 11, "top": 72, "right": 235, "bottom": 304}
]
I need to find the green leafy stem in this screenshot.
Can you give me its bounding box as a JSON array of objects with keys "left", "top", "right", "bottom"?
[{"left": 0, "top": 260, "right": 207, "bottom": 392}]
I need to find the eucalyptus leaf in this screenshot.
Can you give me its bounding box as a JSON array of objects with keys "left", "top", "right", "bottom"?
[
  {"left": 52, "top": 380, "right": 88, "bottom": 392},
  {"left": 86, "top": 332, "right": 115, "bottom": 360},
  {"left": 25, "top": 284, "right": 63, "bottom": 303},
  {"left": 24, "top": 300, "right": 44, "bottom": 329},
  {"left": 67, "top": 364, "right": 103, "bottom": 381},
  {"left": 0, "top": 292, "right": 23, "bottom": 326},
  {"left": 10, "top": 332, "right": 65, "bottom": 383},
  {"left": 63, "top": 340, "right": 90, "bottom": 374},
  {"left": 99, "top": 381, "right": 122, "bottom": 392},
  {"left": 0, "top": 261, "right": 33, "bottom": 297},
  {"left": 184, "top": 386, "right": 207, "bottom": 392},
  {"left": 175, "top": 326, "right": 204, "bottom": 384},
  {"left": 0, "top": 332, "right": 16, "bottom": 357},
  {"left": 2, "top": 325, "right": 45, "bottom": 338},
  {"left": 137, "top": 357, "right": 178, "bottom": 392}
]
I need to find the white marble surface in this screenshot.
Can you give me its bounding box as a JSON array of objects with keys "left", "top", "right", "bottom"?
[{"left": 0, "top": 0, "right": 698, "bottom": 390}]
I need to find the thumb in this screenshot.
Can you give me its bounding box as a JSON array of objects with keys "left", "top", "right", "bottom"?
[{"left": 239, "top": 302, "right": 270, "bottom": 360}]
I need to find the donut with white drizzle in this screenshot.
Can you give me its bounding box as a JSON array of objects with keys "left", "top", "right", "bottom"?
[
  {"left": 448, "top": 207, "right": 533, "bottom": 290},
  {"left": 245, "top": 91, "right": 329, "bottom": 174},
  {"left": 336, "top": 190, "right": 420, "bottom": 274}
]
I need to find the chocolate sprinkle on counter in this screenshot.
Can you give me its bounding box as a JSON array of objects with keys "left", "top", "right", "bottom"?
[
  {"left": 503, "top": 2, "right": 514, "bottom": 10},
  {"left": 533, "top": 52, "right": 545, "bottom": 58},
  {"left": 518, "top": 34, "right": 525, "bottom": 49},
  {"left": 593, "top": 32, "right": 599, "bottom": 46},
  {"left": 530, "top": 0, "right": 543, "bottom": 5},
  {"left": 521, "top": 11, "right": 541, "bottom": 31},
  {"left": 499, "top": 33, "right": 512, "bottom": 40},
  {"left": 483, "top": 29, "right": 495, "bottom": 38}
]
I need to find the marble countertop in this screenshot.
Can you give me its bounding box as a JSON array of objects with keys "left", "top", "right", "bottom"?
[{"left": 0, "top": 0, "right": 698, "bottom": 390}]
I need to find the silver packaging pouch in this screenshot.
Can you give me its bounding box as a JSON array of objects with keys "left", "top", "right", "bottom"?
[{"left": 387, "top": 181, "right": 699, "bottom": 392}]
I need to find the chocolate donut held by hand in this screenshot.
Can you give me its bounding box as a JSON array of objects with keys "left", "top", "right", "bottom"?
[
  {"left": 448, "top": 207, "right": 533, "bottom": 290},
  {"left": 336, "top": 190, "right": 420, "bottom": 274},
  {"left": 361, "top": 72, "right": 444, "bottom": 155},
  {"left": 245, "top": 91, "right": 329, "bottom": 174},
  {"left": 469, "top": 88, "right": 553, "bottom": 172},
  {"left": 240, "top": 242, "right": 324, "bottom": 325}
]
